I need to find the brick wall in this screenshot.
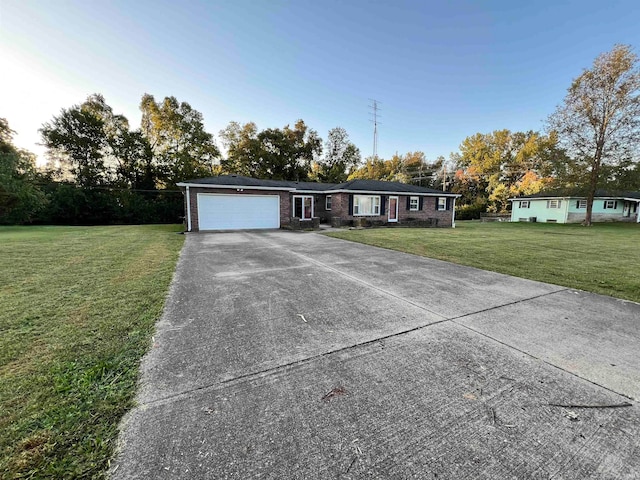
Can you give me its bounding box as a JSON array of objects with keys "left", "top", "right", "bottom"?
[
  {"left": 186, "top": 187, "right": 291, "bottom": 231},
  {"left": 313, "top": 194, "right": 330, "bottom": 222},
  {"left": 329, "top": 193, "right": 454, "bottom": 227},
  {"left": 183, "top": 187, "right": 456, "bottom": 231}
]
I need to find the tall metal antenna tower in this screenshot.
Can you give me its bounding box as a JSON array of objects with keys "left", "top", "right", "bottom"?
[{"left": 368, "top": 99, "right": 381, "bottom": 159}]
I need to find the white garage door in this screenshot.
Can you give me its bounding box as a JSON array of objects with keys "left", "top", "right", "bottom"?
[{"left": 197, "top": 194, "right": 280, "bottom": 230}]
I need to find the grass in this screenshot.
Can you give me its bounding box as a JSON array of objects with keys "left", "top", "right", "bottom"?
[
  {"left": 0, "top": 225, "right": 184, "bottom": 479},
  {"left": 326, "top": 221, "right": 640, "bottom": 304}
]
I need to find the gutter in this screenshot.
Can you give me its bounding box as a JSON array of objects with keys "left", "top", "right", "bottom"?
[
  {"left": 175, "top": 182, "right": 461, "bottom": 197},
  {"left": 176, "top": 182, "right": 297, "bottom": 192},
  {"left": 322, "top": 189, "right": 461, "bottom": 197}
]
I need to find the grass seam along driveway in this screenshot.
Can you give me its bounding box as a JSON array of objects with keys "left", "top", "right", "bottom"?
[{"left": 326, "top": 221, "right": 640, "bottom": 304}]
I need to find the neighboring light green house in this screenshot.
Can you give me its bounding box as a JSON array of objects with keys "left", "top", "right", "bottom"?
[{"left": 509, "top": 192, "right": 640, "bottom": 223}]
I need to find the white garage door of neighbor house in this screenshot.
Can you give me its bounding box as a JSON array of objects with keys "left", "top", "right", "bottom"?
[{"left": 197, "top": 194, "right": 280, "bottom": 230}]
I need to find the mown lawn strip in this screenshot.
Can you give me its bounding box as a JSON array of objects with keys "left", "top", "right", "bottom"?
[{"left": 0, "top": 225, "right": 183, "bottom": 478}]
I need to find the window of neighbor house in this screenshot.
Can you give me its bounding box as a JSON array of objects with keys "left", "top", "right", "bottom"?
[
  {"left": 520, "top": 201, "right": 530, "bottom": 208},
  {"left": 325, "top": 195, "right": 332, "bottom": 210},
  {"left": 437, "top": 197, "right": 447, "bottom": 211},
  {"left": 546, "top": 200, "right": 561, "bottom": 209},
  {"left": 577, "top": 199, "right": 587, "bottom": 208},
  {"left": 353, "top": 195, "right": 380, "bottom": 215},
  {"left": 604, "top": 200, "right": 617, "bottom": 209},
  {"left": 293, "top": 196, "right": 314, "bottom": 219},
  {"left": 409, "top": 196, "right": 419, "bottom": 211}
]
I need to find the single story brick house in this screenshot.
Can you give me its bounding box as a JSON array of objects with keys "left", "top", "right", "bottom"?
[
  {"left": 177, "top": 175, "right": 460, "bottom": 231},
  {"left": 509, "top": 192, "right": 640, "bottom": 223}
]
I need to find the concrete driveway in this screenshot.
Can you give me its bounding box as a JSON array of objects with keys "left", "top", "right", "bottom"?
[{"left": 112, "top": 230, "right": 640, "bottom": 479}]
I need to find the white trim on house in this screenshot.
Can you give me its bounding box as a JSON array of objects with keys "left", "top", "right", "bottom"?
[
  {"left": 388, "top": 196, "right": 399, "bottom": 222},
  {"left": 177, "top": 182, "right": 462, "bottom": 198},
  {"left": 509, "top": 196, "right": 570, "bottom": 202},
  {"left": 324, "top": 188, "right": 459, "bottom": 197},
  {"left": 186, "top": 185, "right": 192, "bottom": 232},
  {"left": 293, "top": 195, "right": 315, "bottom": 220},
  {"left": 353, "top": 195, "right": 381, "bottom": 216},
  {"left": 177, "top": 182, "right": 296, "bottom": 192},
  {"left": 509, "top": 196, "right": 638, "bottom": 202}
]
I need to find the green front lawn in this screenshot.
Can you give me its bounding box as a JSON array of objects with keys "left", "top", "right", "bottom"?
[
  {"left": 326, "top": 221, "right": 640, "bottom": 303},
  {"left": 0, "top": 225, "right": 184, "bottom": 478}
]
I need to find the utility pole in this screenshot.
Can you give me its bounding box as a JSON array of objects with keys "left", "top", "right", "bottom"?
[{"left": 368, "top": 99, "right": 380, "bottom": 159}]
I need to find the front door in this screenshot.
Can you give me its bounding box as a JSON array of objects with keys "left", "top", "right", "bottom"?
[{"left": 388, "top": 196, "right": 398, "bottom": 222}]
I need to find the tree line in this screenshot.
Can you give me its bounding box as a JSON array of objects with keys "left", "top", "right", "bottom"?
[
  {"left": 1, "top": 44, "right": 639, "bottom": 225},
  {"left": 0, "top": 94, "right": 363, "bottom": 225}
]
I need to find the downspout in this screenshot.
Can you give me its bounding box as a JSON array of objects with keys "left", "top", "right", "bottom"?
[
  {"left": 186, "top": 185, "right": 192, "bottom": 232},
  {"left": 451, "top": 197, "right": 456, "bottom": 228}
]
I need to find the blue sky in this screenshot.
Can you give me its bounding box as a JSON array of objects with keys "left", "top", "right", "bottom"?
[{"left": 2, "top": 0, "right": 640, "bottom": 165}]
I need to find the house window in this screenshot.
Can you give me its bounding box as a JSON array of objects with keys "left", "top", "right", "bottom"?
[
  {"left": 353, "top": 195, "right": 380, "bottom": 216},
  {"left": 577, "top": 199, "right": 587, "bottom": 209},
  {"left": 409, "top": 196, "right": 419, "bottom": 211},
  {"left": 546, "top": 200, "right": 561, "bottom": 209},
  {"left": 293, "top": 196, "right": 314, "bottom": 220},
  {"left": 437, "top": 197, "right": 447, "bottom": 211},
  {"left": 520, "top": 201, "right": 530, "bottom": 208},
  {"left": 604, "top": 200, "right": 617, "bottom": 209},
  {"left": 325, "top": 195, "right": 332, "bottom": 210}
]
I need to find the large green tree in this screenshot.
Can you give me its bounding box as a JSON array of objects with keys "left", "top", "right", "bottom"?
[
  {"left": 348, "top": 151, "right": 448, "bottom": 188},
  {"left": 0, "top": 118, "right": 47, "bottom": 223},
  {"left": 547, "top": 44, "right": 640, "bottom": 225},
  {"left": 348, "top": 155, "right": 404, "bottom": 182},
  {"left": 453, "top": 130, "right": 559, "bottom": 212},
  {"left": 40, "top": 94, "right": 156, "bottom": 188},
  {"left": 220, "top": 120, "right": 322, "bottom": 181},
  {"left": 310, "top": 127, "right": 360, "bottom": 183},
  {"left": 40, "top": 96, "right": 110, "bottom": 187},
  {"left": 140, "top": 94, "right": 220, "bottom": 187},
  {"left": 401, "top": 152, "right": 448, "bottom": 188},
  {"left": 83, "top": 94, "right": 156, "bottom": 189}
]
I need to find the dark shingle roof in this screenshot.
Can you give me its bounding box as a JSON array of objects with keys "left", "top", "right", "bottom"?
[{"left": 180, "top": 175, "right": 456, "bottom": 195}]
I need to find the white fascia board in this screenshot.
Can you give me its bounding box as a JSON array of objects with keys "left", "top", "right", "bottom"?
[
  {"left": 323, "top": 189, "right": 460, "bottom": 197},
  {"left": 511, "top": 196, "right": 640, "bottom": 202},
  {"left": 509, "top": 197, "right": 570, "bottom": 201},
  {"left": 176, "top": 182, "right": 296, "bottom": 192},
  {"left": 175, "top": 182, "right": 463, "bottom": 197}
]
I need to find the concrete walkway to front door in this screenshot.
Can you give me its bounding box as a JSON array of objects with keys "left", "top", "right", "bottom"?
[{"left": 112, "top": 230, "right": 640, "bottom": 479}]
